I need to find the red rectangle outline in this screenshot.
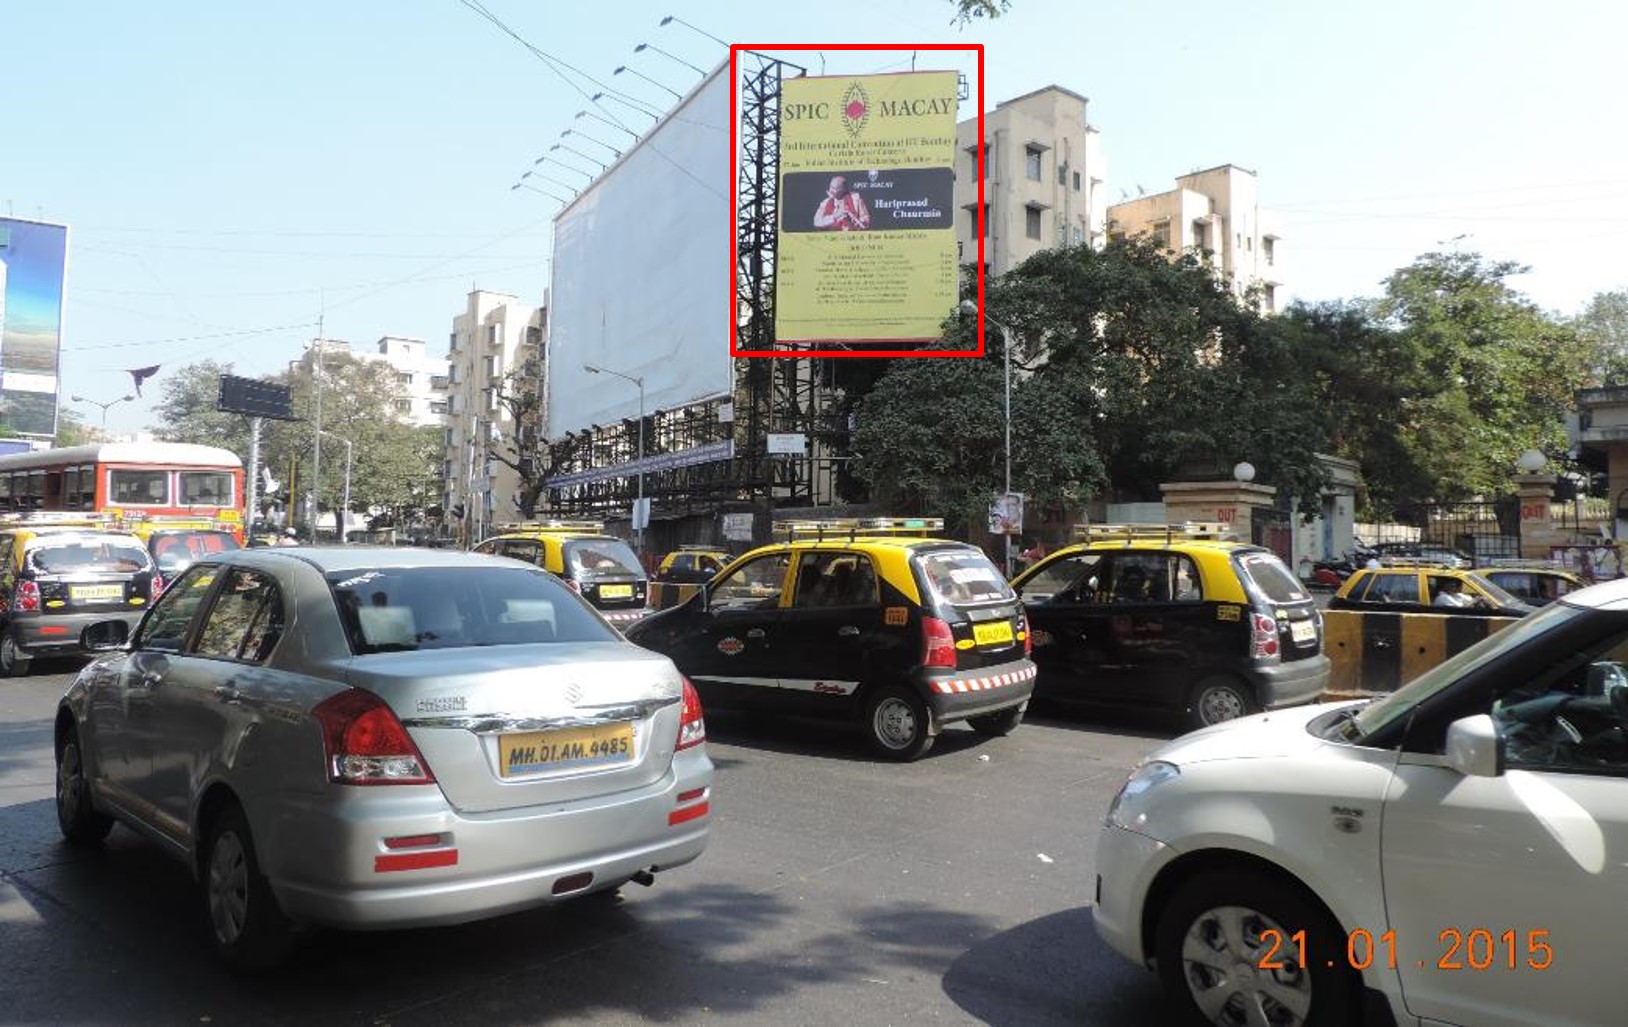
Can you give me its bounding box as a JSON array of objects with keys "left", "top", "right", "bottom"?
[{"left": 729, "top": 44, "right": 985, "bottom": 360}]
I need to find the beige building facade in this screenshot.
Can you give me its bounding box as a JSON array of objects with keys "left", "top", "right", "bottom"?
[
  {"left": 952, "top": 85, "right": 1108, "bottom": 277},
  {"left": 1107, "top": 164, "right": 1285, "bottom": 312},
  {"left": 443, "top": 289, "right": 545, "bottom": 541}
]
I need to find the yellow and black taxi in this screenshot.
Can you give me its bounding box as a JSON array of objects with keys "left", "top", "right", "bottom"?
[
  {"left": 624, "top": 518, "right": 1036, "bottom": 761},
  {"left": 1329, "top": 561, "right": 1536, "bottom": 617},
  {"left": 1010, "top": 523, "right": 1329, "bottom": 729},
  {"left": 655, "top": 546, "right": 732, "bottom": 585},
  {"left": 1478, "top": 563, "right": 1586, "bottom": 607},
  {"left": 0, "top": 513, "right": 158, "bottom": 677},
  {"left": 120, "top": 514, "right": 242, "bottom": 587},
  {"left": 472, "top": 520, "right": 651, "bottom": 628}
]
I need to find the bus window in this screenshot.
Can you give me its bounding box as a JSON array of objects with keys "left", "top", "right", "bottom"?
[
  {"left": 180, "top": 470, "right": 234, "bottom": 505},
  {"left": 110, "top": 469, "right": 169, "bottom": 505}
]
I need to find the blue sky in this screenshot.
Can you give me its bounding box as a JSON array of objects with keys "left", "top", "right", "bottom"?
[{"left": 8, "top": 0, "right": 1627, "bottom": 435}]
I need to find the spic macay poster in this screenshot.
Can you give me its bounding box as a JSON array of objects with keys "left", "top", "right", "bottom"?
[{"left": 775, "top": 71, "right": 958, "bottom": 346}]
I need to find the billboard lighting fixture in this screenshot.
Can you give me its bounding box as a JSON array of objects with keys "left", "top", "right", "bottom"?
[
  {"left": 560, "top": 129, "right": 622, "bottom": 159},
  {"left": 658, "top": 14, "right": 726, "bottom": 48},
  {"left": 576, "top": 109, "right": 639, "bottom": 140},
  {"left": 533, "top": 156, "right": 595, "bottom": 180},
  {"left": 520, "top": 169, "right": 581, "bottom": 194},
  {"left": 613, "top": 64, "right": 682, "bottom": 100},
  {"left": 511, "top": 182, "right": 570, "bottom": 204},
  {"left": 549, "top": 143, "right": 607, "bottom": 172},
  {"left": 590, "top": 91, "right": 660, "bottom": 121},
  {"left": 635, "top": 42, "right": 704, "bottom": 75}
]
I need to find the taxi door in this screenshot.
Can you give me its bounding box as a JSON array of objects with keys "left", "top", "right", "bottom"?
[
  {"left": 1014, "top": 550, "right": 1122, "bottom": 703},
  {"left": 773, "top": 550, "right": 883, "bottom": 703},
  {"left": 668, "top": 551, "right": 790, "bottom": 701}
]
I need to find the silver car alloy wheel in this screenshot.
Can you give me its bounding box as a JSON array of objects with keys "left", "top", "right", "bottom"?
[
  {"left": 207, "top": 829, "right": 251, "bottom": 946},
  {"left": 872, "top": 695, "right": 918, "bottom": 749},
  {"left": 1181, "top": 903, "right": 1312, "bottom": 1027},
  {"left": 1198, "top": 685, "right": 1246, "bottom": 725},
  {"left": 57, "top": 742, "right": 86, "bottom": 821}
]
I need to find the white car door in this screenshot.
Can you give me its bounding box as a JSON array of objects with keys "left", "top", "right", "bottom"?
[{"left": 1380, "top": 643, "right": 1628, "bottom": 1027}]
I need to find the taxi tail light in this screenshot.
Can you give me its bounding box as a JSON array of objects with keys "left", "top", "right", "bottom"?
[
  {"left": 676, "top": 676, "right": 706, "bottom": 751},
  {"left": 1250, "top": 613, "right": 1280, "bottom": 660},
  {"left": 1019, "top": 613, "right": 1032, "bottom": 656},
  {"left": 151, "top": 575, "right": 166, "bottom": 600},
  {"left": 312, "top": 689, "right": 436, "bottom": 785},
  {"left": 922, "top": 616, "right": 958, "bottom": 669},
  {"left": 13, "top": 580, "right": 40, "bottom": 613}
]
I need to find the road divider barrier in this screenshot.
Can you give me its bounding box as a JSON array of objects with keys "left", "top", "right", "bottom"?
[{"left": 1322, "top": 610, "right": 1515, "bottom": 696}]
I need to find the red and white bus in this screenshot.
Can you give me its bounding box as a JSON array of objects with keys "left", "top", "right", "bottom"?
[{"left": 0, "top": 443, "right": 245, "bottom": 539}]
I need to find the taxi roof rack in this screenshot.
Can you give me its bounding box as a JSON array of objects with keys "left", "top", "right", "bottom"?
[
  {"left": 773, "top": 517, "right": 944, "bottom": 541},
  {"left": 494, "top": 519, "right": 606, "bottom": 533},
  {"left": 0, "top": 511, "right": 116, "bottom": 526},
  {"left": 1478, "top": 557, "right": 1564, "bottom": 569},
  {"left": 1377, "top": 557, "right": 1458, "bottom": 569},
  {"left": 1071, "top": 521, "right": 1235, "bottom": 543},
  {"left": 676, "top": 544, "right": 728, "bottom": 551}
]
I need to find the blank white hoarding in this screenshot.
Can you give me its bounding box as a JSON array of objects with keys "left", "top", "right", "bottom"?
[{"left": 546, "top": 66, "right": 732, "bottom": 440}]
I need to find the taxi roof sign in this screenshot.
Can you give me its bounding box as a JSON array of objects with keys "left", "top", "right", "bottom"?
[
  {"left": 495, "top": 519, "right": 607, "bottom": 533},
  {"left": 1072, "top": 522, "right": 1235, "bottom": 543},
  {"left": 773, "top": 517, "right": 945, "bottom": 541}
]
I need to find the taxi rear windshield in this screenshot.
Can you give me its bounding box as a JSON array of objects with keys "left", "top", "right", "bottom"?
[
  {"left": 30, "top": 539, "right": 151, "bottom": 575},
  {"left": 1236, "top": 552, "right": 1309, "bottom": 604},
  {"left": 918, "top": 548, "right": 1016, "bottom": 606},
  {"left": 327, "top": 567, "right": 618, "bottom": 653},
  {"left": 564, "top": 538, "right": 644, "bottom": 579}
]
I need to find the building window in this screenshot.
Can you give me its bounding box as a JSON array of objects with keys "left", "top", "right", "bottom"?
[
  {"left": 1192, "top": 220, "right": 1209, "bottom": 251},
  {"left": 487, "top": 325, "right": 499, "bottom": 346},
  {"left": 1264, "top": 237, "right": 1276, "bottom": 266},
  {"left": 1057, "top": 165, "right": 1067, "bottom": 186},
  {"left": 1147, "top": 223, "right": 1168, "bottom": 247},
  {"left": 1071, "top": 225, "right": 1083, "bottom": 245},
  {"left": 396, "top": 372, "right": 413, "bottom": 385},
  {"left": 431, "top": 401, "right": 449, "bottom": 416},
  {"left": 1264, "top": 284, "right": 1277, "bottom": 313},
  {"left": 1025, "top": 146, "right": 1042, "bottom": 182},
  {"left": 1025, "top": 206, "right": 1042, "bottom": 240},
  {"left": 394, "top": 399, "right": 412, "bottom": 414},
  {"left": 1073, "top": 171, "right": 1081, "bottom": 191},
  {"left": 448, "top": 331, "right": 459, "bottom": 352},
  {"left": 981, "top": 143, "right": 990, "bottom": 178}
]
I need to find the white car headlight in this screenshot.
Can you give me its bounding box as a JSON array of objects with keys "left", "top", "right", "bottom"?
[{"left": 1106, "top": 760, "right": 1180, "bottom": 829}]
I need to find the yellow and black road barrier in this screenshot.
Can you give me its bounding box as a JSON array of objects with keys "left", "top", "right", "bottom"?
[{"left": 1322, "top": 610, "right": 1516, "bottom": 696}]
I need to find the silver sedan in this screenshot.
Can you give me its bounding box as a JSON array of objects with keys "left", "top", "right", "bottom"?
[{"left": 53, "top": 547, "right": 713, "bottom": 970}]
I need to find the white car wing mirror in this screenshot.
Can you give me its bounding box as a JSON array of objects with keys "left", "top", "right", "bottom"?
[{"left": 1445, "top": 713, "right": 1505, "bottom": 778}]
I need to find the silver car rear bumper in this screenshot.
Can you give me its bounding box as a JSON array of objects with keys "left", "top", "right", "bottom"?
[{"left": 261, "top": 749, "right": 713, "bottom": 930}]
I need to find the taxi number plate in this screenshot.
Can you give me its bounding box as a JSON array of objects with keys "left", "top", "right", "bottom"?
[
  {"left": 973, "top": 621, "right": 1014, "bottom": 646},
  {"left": 599, "top": 584, "right": 634, "bottom": 599},
  {"left": 1289, "top": 620, "right": 1316, "bottom": 644},
  {"left": 70, "top": 584, "right": 124, "bottom": 602},
  {"left": 499, "top": 722, "right": 634, "bottom": 777}
]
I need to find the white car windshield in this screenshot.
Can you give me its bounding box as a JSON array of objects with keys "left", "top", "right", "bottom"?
[{"left": 1350, "top": 599, "right": 1584, "bottom": 740}]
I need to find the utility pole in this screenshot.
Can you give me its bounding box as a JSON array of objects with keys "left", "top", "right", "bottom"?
[{"left": 311, "top": 319, "right": 323, "bottom": 544}]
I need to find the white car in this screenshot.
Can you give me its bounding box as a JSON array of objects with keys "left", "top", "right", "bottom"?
[{"left": 1094, "top": 581, "right": 1628, "bottom": 1027}]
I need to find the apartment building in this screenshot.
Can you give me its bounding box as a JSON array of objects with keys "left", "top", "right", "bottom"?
[
  {"left": 443, "top": 289, "right": 545, "bottom": 541},
  {"left": 952, "top": 85, "right": 1109, "bottom": 277},
  {"left": 290, "top": 335, "right": 450, "bottom": 427},
  {"left": 1107, "top": 164, "right": 1285, "bottom": 313}
]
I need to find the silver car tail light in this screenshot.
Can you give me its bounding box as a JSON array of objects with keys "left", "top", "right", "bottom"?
[
  {"left": 676, "top": 676, "right": 706, "bottom": 751},
  {"left": 313, "top": 689, "right": 437, "bottom": 785}
]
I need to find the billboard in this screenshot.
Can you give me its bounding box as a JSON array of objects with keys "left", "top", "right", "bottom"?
[
  {"left": 545, "top": 64, "right": 733, "bottom": 440},
  {"left": 773, "top": 71, "right": 959, "bottom": 347},
  {"left": 0, "top": 217, "right": 68, "bottom": 438}
]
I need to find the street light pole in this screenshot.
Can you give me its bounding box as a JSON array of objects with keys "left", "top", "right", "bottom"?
[
  {"left": 69, "top": 393, "right": 136, "bottom": 432},
  {"left": 584, "top": 363, "right": 647, "bottom": 556},
  {"left": 959, "top": 300, "right": 1014, "bottom": 577}
]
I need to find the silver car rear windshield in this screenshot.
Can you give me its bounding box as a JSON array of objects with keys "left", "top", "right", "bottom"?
[
  {"left": 327, "top": 567, "right": 620, "bottom": 654},
  {"left": 918, "top": 548, "right": 1016, "bottom": 606}
]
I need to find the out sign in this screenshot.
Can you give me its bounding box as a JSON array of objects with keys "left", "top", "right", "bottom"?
[{"left": 1216, "top": 507, "right": 1237, "bottom": 524}]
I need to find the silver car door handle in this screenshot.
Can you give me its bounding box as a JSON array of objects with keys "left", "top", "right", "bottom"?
[
  {"left": 837, "top": 625, "right": 860, "bottom": 637},
  {"left": 746, "top": 628, "right": 766, "bottom": 639}
]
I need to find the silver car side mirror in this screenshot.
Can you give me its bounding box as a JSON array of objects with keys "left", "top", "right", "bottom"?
[
  {"left": 1445, "top": 714, "right": 1505, "bottom": 778},
  {"left": 81, "top": 619, "right": 131, "bottom": 651}
]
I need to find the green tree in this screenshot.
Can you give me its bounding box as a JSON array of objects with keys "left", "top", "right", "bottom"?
[
  {"left": 54, "top": 407, "right": 95, "bottom": 447},
  {"left": 150, "top": 359, "right": 254, "bottom": 456},
  {"left": 1369, "top": 251, "right": 1594, "bottom": 502},
  {"left": 1575, "top": 289, "right": 1628, "bottom": 384},
  {"left": 951, "top": 0, "right": 1010, "bottom": 23}
]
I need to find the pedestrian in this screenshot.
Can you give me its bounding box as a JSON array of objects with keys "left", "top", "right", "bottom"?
[{"left": 276, "top": 527, "right": 301, "bottom": 547}]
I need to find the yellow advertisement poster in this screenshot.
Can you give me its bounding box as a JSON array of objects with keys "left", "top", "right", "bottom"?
[{"left": 775, "top": 71, "right": 959, "bottom": 348}]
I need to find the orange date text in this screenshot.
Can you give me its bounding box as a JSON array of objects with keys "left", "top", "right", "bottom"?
[{"left": 1258, "top": 928, "right": 1553, "bottom": 971}]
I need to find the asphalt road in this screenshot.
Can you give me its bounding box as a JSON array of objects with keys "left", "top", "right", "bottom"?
[{"left": 0, "top": 664, "right": 1177, "bottom": 1025}]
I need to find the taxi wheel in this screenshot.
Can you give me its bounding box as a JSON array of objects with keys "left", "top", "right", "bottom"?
[
  {"left": 864, "top": 685, "right": 934, "bottom": 761},
  {"left": 1154, "top": 868, "right": 1358, "bottom": 1027},
  {"left": 202, "top": 804, "right": 296, "bottom": 972},
  {"left": 56, "top": 726, "right": 114, "bottom": 844},
  {"left": 1187, "top": 676, "right": 1257, "bottom": 731},
  {"left": 0, "top": 631, "right": 32, "bottom": 678},
  {"left": 968, "top": 704, "right": 1024, "bottom": 737}
]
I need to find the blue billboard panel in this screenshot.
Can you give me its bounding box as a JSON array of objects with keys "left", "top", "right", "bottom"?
[{"left": 0, "top": 217, "right": 68, "bottom": 438}]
